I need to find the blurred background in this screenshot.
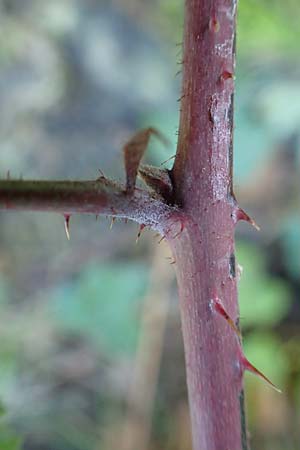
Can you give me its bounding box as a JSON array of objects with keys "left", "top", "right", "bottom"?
[{"left": 0, "top": 0, "right": 299, "bottom": 449}]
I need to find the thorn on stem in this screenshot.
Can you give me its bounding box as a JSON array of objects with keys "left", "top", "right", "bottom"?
[
  {"left": 64, "top": 214, "right": 71, "bottom": 240},
  {"left": 160, "top": 155, "right": 176, "bottom": 166},
  {"left": 158, "top": 235, "right": 166, "bottom": 244},
  {"left": 136, "top": 224, "right": 146, "bottom": 244},
  {"left": 210, "top": 296, "right": 241, "bottom": 339},
  {"left": 97, "top": 168, "right": 106, "bottom": 180},
  {"left": 220, "top": 70, "right": 234, "bottom": 85},
  {"left": 238, "top": 347, "right": 281, "bottom": 393},
  {"left": 177, "top": 94, "right": 185, "bottom": 102},
  {"left": 233, "top": 208, "right": 260, "bottom": 231},
  {"left": 165, "top": 256, "right": 176, "bottom": 265},
  {"left": 209, "top": 17, "right": 220, "bottom": 33}
]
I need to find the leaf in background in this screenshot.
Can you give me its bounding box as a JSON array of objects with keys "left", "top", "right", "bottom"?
[
  {"left": 237, "top": 242, "right": 291, "bottom": 328},
  {"left": 0, "top": 402, "right": 22, "bottom": 450},
  {"left": 256, "top": 82, "right": 300, "bottom": 137},
  {"left": 243, "top": 331, "right": 288, "bottom": 387},
  {"left": 48, "top": 263, "right": 149, "bottom": 355},
  {"left": 0, "top": 432, "right": 22, "bottom": 450},
  {"left": 234, "top": 107, "right": 272, "bottom": 182},
  {"left": 280, "top": 216, "right": 300, "bottom": 281},
  {"left": 237, "top": 0, "right": 300, "bottom": 55}
]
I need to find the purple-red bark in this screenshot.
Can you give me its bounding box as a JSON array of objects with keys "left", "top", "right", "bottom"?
[{"left": 167, "top": 1, "right": 248, "bottom": 449}]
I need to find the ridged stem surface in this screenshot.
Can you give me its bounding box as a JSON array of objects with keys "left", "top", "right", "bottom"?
[{"left": 169, "top": 1, "right": 247, "bottom": 449}]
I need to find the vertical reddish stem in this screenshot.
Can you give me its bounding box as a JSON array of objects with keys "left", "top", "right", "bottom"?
[{"left": 170, "top": 1, "right": 247, "bottom": 449}]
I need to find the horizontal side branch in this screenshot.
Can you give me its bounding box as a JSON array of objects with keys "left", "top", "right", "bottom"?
[{"left": 0, "top": 178, "right": 174, "bottom": 232}]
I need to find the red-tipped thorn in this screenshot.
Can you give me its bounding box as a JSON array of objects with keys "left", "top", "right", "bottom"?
[
  {"left": 210, "top": 296, "right": 241, "bottom": 339},
  {"left": 235, "top": 208, "right": 260, "bottom": 231},
  {"left": 239, "top": 348, "right": 281, "bottom": 393},
  {"left": 220, "top": 70, "right": 234, "bottom": 84},
  {"left": 209, "top": 17, "right": 220, "bottom": 33},
  {"left": 136, "top": 224, "right": 146, "bottom": 244},
  {"left": 165, "top": 256, "right": 176, "bottom": 265},
  {"left": 64, "top": 214, "right": 71, "bottom": 241}
]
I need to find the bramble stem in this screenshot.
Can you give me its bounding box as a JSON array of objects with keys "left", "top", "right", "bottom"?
[
  {"left": 169, "top": 0, "right": 248, "bottom": 449},
  {"left": 0, "top": 179, "right": 174, "bottom": 232},
  {"left": 0, "top": 1, "right": 249, "bottom": 449}
]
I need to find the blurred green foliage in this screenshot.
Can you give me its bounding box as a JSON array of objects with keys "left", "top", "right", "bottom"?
[
  {"left": 49, "top": 263, "right": 149, "bottom": 355},
  {"left": 281, "top": 216, "right": 300, "bottom": 281},
  {"left": 0, "top": 403, "right": 22, "bottom": 450},
  {"left": 238, "top": 0, "right": 300, "bottom": 55},
  {"left": 243, "top": 331, "right": 288, "bottom": 388},
  {"left": 237, "top": 241, "right": 291, "bottom": 391},
  {"left": 237, "top": 242, "right": 291, "bottom": 327}
]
